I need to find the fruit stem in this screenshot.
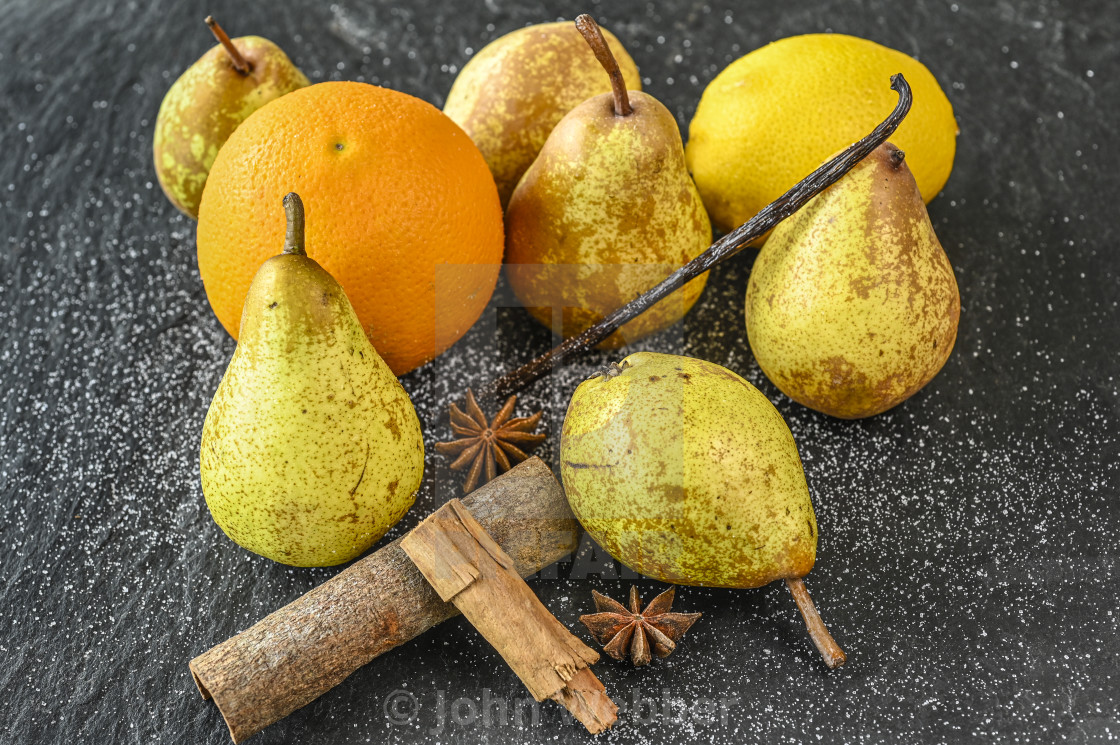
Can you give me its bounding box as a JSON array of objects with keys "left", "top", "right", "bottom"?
[
  {"left": 476, "top": 74, "right": 913, "bottom": 402},
  {"left": 784, "top": 577, "right": 847, "bottom": 669},
  {"left": 205, "top": 15, "right": 252, "bottom": 75},
  {"left": 282, "top": 193, "right": 306, "bottom": 256},
  {"left": 574, "top": 14, "right": 632, "bottom": 117}
]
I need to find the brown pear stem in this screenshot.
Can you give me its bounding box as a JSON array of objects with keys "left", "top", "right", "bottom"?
[
  {"left": 205, "top": 15, "right": 252, "bottom": 75},
  {"left": 475, "top": 74, "right": 913, "bottom": 402},
  {"left": 785, "top": 577, "right": 847, "bottom": 669},
  {"left": 282, "top": 193, "right": 306, "bottom": 256},
  {"left": 574, "top": 14, "right": 632, "bottom": 116}
]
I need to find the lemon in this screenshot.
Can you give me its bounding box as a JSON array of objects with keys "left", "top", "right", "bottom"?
[{"left": 685, "top": 34, "right": 958, "bottom": 234}]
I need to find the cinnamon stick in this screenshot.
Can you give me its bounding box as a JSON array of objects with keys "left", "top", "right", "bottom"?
[
  {"left": 189, "top": 457, "right": 579, "bottom": 743},
  {"left": 402, "top": 499, "right": 618, "bottom": 733}
]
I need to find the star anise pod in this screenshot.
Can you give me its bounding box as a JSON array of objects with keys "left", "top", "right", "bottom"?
[
  {"left": 579, "top": 586, "right": 701, "bottom": 667},
  {"left": 433, "top": 389, "right": 546, "bottom": 493}
]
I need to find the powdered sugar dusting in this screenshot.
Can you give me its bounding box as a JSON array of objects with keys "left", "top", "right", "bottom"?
[{"left": 1, "top": 1, "right": 1117, "bottom": 743}]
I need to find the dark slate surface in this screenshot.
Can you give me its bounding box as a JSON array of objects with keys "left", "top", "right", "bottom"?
[{"left": 2, "top": 0, "right": 1118, "bottom": 743}]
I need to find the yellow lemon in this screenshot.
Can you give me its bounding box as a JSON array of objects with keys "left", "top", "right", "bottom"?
[{"left": 685, "top": 34, "right": 958, "bottom": 234}]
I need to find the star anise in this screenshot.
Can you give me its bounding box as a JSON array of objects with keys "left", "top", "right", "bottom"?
[
  {"left": 579, "top": 586, "right": 701, "bottom": 666},
  {"left": 433, "top": 389, "right": 546, "bottom": 493}
]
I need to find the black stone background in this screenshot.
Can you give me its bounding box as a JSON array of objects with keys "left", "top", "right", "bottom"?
[{"left": 1, "top": 0, "right": 1118, "bottom": 743}]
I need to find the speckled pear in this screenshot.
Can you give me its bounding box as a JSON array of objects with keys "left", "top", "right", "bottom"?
[
  {"left": 561, "top": 352, "right": 816, "bottom": 588},
  {"left": 443, "top": 19, "right": 640, "bottom": 206},
  {"left": 504, "top": 16, "right": 710, "bottom": 347},
  {"left": 560, "top": 352, "right": 845, "bottom": 667},
  {"left": 153, "top": 17, "right": 308, "bottom": 218},
  {"left": 200, "top": 193, "right": 424, "bottom": 567},
  {"left": 745, "top": 142, "right": 960, "bottom": 419}
]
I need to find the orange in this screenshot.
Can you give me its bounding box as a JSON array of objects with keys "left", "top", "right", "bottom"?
[{"left": 197, "top": 81, "right": 504, "bottom": 376}]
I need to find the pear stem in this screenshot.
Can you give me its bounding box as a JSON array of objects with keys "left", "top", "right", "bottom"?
[
  {"left": 282, "top": 193, "right": 306, "bottom": 256},
  {"left": 785, "top": 577, "right": 847, "bottom": 669},
  {"left": 205, "top": 15, "right": 252, "bottom": 75},
  {"left": 475, "top": 74, "right": 913, "bottom": 402},
  {"left": 574, "top": 14, "right": 632, "bottom": 117}
]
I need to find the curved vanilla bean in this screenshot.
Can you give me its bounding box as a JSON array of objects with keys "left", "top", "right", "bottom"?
[{"left": 480, "top": 73, "right": 913, "bottom": 401}]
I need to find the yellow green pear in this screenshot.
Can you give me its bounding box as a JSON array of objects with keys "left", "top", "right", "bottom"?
[
  {"left": 560, "top": 352, "right": 844, "bottom": 667},
  {"left": 561, "top": 352, "right": 815, "bottom": 588},
  {"left": 153, "top": 16, "right": 308, "bottom": 218},
  {"left": 443, "top": 18, "right": 640, "bottom": 206},
  {"left": 504, "top": 16, "right": 710, "bottom": 348},
  {"left": 200, "top": 193, "right": 424, "bottom": 567},
  {"left": 745, "top": 142, "right": 961, "bottom": 419}
]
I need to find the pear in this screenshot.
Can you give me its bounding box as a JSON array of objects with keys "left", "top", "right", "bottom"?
[
  {"left": 443, "top": 18, "right": 641, "bottom": 206},
  {"left": 745, "top": 142, "right": 961, "bottom": 419},
  {"left": 561, "top": 352, "right": 845, "bottom": 667},
  {"left": 153, "top": 16, "right": 308, "bottom": 218},
  {"left": 504, "top": 16, "right": 711, "bottom": 348},
  {"left": 200, "top": 193, "right": 424, "bottom": 567}
]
